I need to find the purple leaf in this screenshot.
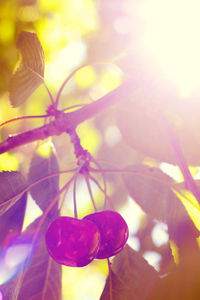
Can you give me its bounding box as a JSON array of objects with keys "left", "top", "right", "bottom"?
[
  {"left": 28, "top": 152, "right": 59, "bottom": 217},
  {"left": 100, "top": 245, "right": 159, "bottom": 300},
  {"left": 0, "top": 192, "right": 27, "bottom": 247},
  {"left": 0, "top": 171, "right": 26, "bottom": 218},
  {"left": 147, "top": 251, "right": 200, "bottom": 300}
]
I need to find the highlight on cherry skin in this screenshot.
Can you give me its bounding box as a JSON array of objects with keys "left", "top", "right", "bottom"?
[
  {"left": 45, "top": 216, "right": 101, "bottom": 267},
  {"left": 83, "top": 210, "right": 129, "bottom": 259}
]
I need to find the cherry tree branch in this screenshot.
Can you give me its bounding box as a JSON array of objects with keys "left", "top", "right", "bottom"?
[{"left": 0, "top": 79, "right": 134, "bottom": 154}]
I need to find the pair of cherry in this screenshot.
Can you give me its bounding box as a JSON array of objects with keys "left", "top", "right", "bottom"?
[{"left": 45, "top": 210, "right": 129, "bottom": 267}]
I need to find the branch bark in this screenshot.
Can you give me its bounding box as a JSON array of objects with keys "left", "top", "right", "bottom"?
[{"left": 0, "top": 78, "right": 135, "bottom": 154}]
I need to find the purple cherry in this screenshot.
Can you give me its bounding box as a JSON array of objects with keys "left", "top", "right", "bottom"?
[
  {"left": 45, "top": 216, "right": 100, "bottom": 267},
  {"left": 83, "top": 210, "right": 129, "bottom": 259}
]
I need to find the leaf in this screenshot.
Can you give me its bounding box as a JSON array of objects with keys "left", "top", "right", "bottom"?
[
  {"left": 100, "top": 270, "right": 128, "bottom": 300},
  {"left": 122, "top": 164, "right": 199, "bottom": 244},
  {"left": 100, "top": 245, "right": 159, "bottom": 300},
  {"left": 0, "top": 171, "right": 27, "bottom": 217},
  {"left": 117, "top": 89, "right": 200, "bottom": 165},
  {"left": 1, "top": 217, "right": 62, "bottom": 300},
  {"left": 0, "top": 192, "right": 27, "bottom": 247},
  {"left": 28, "top": 152, "right": 60, "bottom": 216},
  {"left": 9, "top": 31, "right": 45, "bottom": 107}
]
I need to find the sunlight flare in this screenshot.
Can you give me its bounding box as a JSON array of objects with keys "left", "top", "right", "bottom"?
[
  {"left": 0, "top": 243, "right": 32, "bottom": 285},
  {"left": 138, "top": 0, "right": 200, "bottom": 97}
]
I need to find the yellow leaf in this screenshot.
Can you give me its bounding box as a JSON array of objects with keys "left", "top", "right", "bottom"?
[{"left": 174, "top": 188, "right": 200, "bottom": 231}]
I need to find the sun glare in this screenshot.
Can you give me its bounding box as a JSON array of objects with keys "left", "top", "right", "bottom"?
[{"left": 138, "top": 0, "right": 200, "bottom": 98}]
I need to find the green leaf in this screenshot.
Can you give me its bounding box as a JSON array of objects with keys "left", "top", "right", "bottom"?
[
  {"left": 100, "top": 245, "right": 159, "bottom": 300},
  {"left": 9, "top": 31, "right": 45, "bottom": 107},
  {"left": 28, "top": 152, "right": 59, "bottom": 216},
  {"left": 1, "top": 217, "right": 62, "bottom": 300},
  {"left": 122, "top": 165, "right": 199, "bottom": 244}
]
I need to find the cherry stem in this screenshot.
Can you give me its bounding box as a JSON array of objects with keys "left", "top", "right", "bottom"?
[
  {"left": 59, "top": 178, "right": 73, "bottom": 211},
  {"left": 84, "top": 173, "right": 97, "bottom": 211},
  {"left": 107, "top": 258, "right": 113, "bottom": 300},
  {"left": 72, "top": 162, "right": 86, "bottom": 218},
  {"left": 68, "top": 129, "right": 108, "bottom": 210},
  {"left": 73, "top": 173, "right": 78, "bottom": 218},
  {"left": 91, "top": 158, "right": 108, "bottom": 208},
  {"left": 33, "top": 175, "right": 76, "bottom": 243},
  {"left": 90, "top": 167, "right": 176, "bottom": 188},
  {"left": 89, "top": 174, "right": 114, "bottom": 210}
]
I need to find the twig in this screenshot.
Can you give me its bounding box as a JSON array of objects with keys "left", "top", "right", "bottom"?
[{"left": 0, "top": 78, "right": 134, "bottom": 154}]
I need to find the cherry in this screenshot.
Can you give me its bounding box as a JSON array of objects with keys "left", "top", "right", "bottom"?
[
  {"left": 45, "top": 216, "right": 100, "bottom": 267},
  {"left": 83, "top": 210, "right": 129, "bottom": 259}
]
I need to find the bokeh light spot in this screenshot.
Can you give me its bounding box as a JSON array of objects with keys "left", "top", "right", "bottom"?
[
  {"left": 0, "top": 243, "right": 32, "bottom": 285},
  {"left": 152, "top": 222, "right": 169, "bottom": 247},
  {"left": 0, "top": 153, "right": 18, "bottom": 171},
  {"left": 104, "top": 125, "right": 122, "bottom": 147},
  {"left": 159, "top": 162, "right": 183, "bottom": 182},
  {"left": 128, "top": 236, "right": 140, "bottom": 251},
  {"left": 143, "top": 251, "right": 161, "bottom": 271},
  {"left": 45, "top": 40, "right": 87, "bottom": 87},
  {"left": 77, "top": 122, "right": 101, "bottom": 155},
  {"left": 3, "top": 244, "right": 32, "bottom": 269},
  {"left": 75, "top": 66, "right": 96, "bottom": 88},
  {"left": 23, "top": 195, "right": 42, "bottom": 231},
  {"left": 0, "top": 19, "right": 14, "bottom": 44},
  {"left": 100, "top": 65, "right": 123, "bottom": 93}
]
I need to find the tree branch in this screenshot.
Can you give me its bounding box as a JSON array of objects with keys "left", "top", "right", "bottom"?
[{"left": 0, "top": 79, "right": 135, "bottom": 154}]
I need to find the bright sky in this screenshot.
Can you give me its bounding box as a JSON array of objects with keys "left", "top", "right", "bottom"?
[{"left": 138, "top": 0, "right": 200, "bottom": 98}]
